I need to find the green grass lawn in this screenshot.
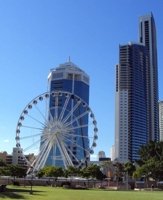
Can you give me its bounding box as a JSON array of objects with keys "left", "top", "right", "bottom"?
[{"left": 0, "top": 186, "right": 163, "bottom": 200}]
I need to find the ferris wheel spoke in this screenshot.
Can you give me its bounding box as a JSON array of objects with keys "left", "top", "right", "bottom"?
[
  {"left": 64, "top": 132, "right": 92, "bottom": 140},
  {"left": 48, "top": 110, "right": 55, "bottom": 123},
  {"left": 23, "top": 134, "right": 50, "bottom": 153},
  {"left": 36, "top": 140, "right": 53, "bottom": 170},
  {"left": 20, "top": 132, "right": 43, "bottom": 140},
  {"left": 62, "top": 100, "right": 81, "bottom": 124},
  {"left": 65, "top": 124, "right": 88, "bottom": 131},
  {"left": 55, "top": 135, "right": 74, "bottom": 167},
  {"left": 40, "top": 134, "right": 56, "bottom": 148},
  {"left": 67, "top": 148, "right": 80, "bottom": 163},
  {"left": 23, "top": 139, "right": 41, "bottom": 153},
  {"left": 62, "top": 134, "right": 90, "bottom": 154},
  {"left": 58, "top": 122, "right": 90, "bottom": 135},
  {"left": 26, "top": 114, "right": 47, "bottom": 127},
  {"left": 34, "top": 137, "right": 52, "bottom": 167},
  {"left": 34, "top": 104, "right": 49, "bottom": 125},
  {"left": 46, "top": 107, "right": 57, "bottom": 124},
  {"left": 21, "top": 125, "right": 44, "bottom": 131},
  {"left": 64, "top": 109, "right": 89, "bottom": 128},
  {"left": 41, "top": 134, "right": 52, "bottom": 142},
  {"left": 58, "top": 95, "right": 71, "bottom": 121},
  {"left": 61, "top": 130, "right": 80, "bottom": 138}
]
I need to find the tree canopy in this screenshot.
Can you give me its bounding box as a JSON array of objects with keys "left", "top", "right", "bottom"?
[{"left": 133, "top": 141, "right": 163, "bottom": 181}]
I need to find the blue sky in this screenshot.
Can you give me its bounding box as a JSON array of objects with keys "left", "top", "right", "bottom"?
[{"left": 0, "top": 0, "right": 163, "bottom": 159}]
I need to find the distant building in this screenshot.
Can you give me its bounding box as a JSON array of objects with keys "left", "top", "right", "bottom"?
[
  {"left": 0, "top": 149, "right": 35, "bottom": 168},
  {"left": 98, "top": 151, "right": 106, "bottom": 159},
  {"left": 98, "top": 151, "right": 111, "bottom": 162},
  {"left": 110, "top": 145, "right": 115, "bottom": 161},
  {"left": 0, "top": 151, "right": 7, "bottom": 161},
  {"left": 0, "top": 151, "right": 12, "bottom": 165},
  {"left": 159, "top": 101, "right": 163, "bottom": 141},
  {"left": 12, "top": 147, "right": 35, "bottom": 167},
  {"left": 99, "top": 157, "right": 110, "bottom": 162},
  {"left": 12, "top": 147, "right": 24, "bottom": 165}
]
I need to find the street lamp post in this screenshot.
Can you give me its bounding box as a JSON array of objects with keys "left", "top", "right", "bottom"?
[{"left": 29, "top": 174, "right": 33, "bottom": 195}]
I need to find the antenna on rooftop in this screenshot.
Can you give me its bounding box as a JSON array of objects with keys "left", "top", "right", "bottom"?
[{"left": 68, "top": 56, "right": 71, "bottom": 62}]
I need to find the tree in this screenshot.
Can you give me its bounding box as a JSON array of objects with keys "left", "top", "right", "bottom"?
[
  {"left": 0, "top": 164, "right": 26, "bottom": 177},
  {"left": 134, "top": 141, "right": 163, "bottom": 181},
  {"left": 64, "top": 166, "right": 80, "bottom": 177},
  {"left": 0, "top": 159, "right": 6, "bottom": 167},
  {"left": 81, "top": 164, "right": 105, "bottom": 180},
  {"left": 7, "top": 165, "right": 26, "bottom": 178},
  {"left": 0, "top": 158, "right": 7, "bottom": 176},
  {"left": 124, "top": 162, "right": 136, "bottom": 177},
  {"left": 37, "top": 166, "right": 64, "bottom": 178},
  {"left": 113, "top": 162, "right": 125, "bottom": 182},
  {"left": 139, "top": 141, "right": 163, "bottom": 162}
]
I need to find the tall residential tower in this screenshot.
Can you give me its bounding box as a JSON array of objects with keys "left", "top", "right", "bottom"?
[
  {"left": 139, "top": 13, "right": 159, "bottom": 141},
  {"left": 159, "top": 101, "right": 163, "bottom": 141},
  {"left": 115, "top": 43, "right": 148, "bottom": 162},
  {"left": 115, "top": 13, "right": 159, "bottom": 162}
]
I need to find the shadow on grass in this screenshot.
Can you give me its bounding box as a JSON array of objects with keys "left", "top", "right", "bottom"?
[{"left": 0, "top": 187, "right": 44, "bottom": 199}]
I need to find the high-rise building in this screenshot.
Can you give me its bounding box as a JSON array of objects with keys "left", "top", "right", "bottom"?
[
  {"left": 115, "top": 43, "right": 148, "bottom": 162},
  {"left": 139, "top": 13, "right": 159, "bottom": 141},
  {"left": 110, "top": 145, "right": 115, "bottom": 161},
  {"left": 98, "top": 151, "right": 106, "bottom": 159},
  {"left": 114, "top": 13, "right": 159, "bottom": 163},
  {"left": 159, "top": 101, "right": 163, "bottom": 141},
  {"left": 46, "top": 60, "right": 90, "bottom": 167}
]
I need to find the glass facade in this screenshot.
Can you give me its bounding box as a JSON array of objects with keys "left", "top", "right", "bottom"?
[
  {"left": 45, "top": 61, "right": 90, "bottom": 167},
  {"left": 159, "top": 101, "right": 163, "bottom": 141},
  {"left": 115, "top": 43, "right": 148, "bottom": 162},
  {"left": 115, "top": 13, "right": 159, "bottom": 163},
  {"left": 139, "top": 13, "right": 159, "bottom": 141}
]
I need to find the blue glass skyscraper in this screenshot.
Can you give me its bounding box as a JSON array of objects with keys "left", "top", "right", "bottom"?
[
  {"left": 46, "top": 61, "right": 90, "bottom": 167},
  {"left": 139, "top": 13, "right": 159, "bottom": 142},
  {"left": 114, "top": 13, "right": 159, "bottom": 163},
  {"left": 115, "top": 43, "right": 148, "bottom": 162}
]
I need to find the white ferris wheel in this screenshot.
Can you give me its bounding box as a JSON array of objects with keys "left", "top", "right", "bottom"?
[{"left": 15, "top": 91, "right": 98, "bottom": 174}]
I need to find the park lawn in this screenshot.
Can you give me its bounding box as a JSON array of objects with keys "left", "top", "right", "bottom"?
[{"left": 0, "top": 186, "right": 163, "bottom": 200}]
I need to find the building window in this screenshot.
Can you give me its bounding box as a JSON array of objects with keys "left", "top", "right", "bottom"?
[{"left": 52, "top": 72, "right": 63, "bottom": 79}]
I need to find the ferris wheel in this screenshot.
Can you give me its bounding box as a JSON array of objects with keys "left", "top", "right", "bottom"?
[{"left": 15, "top": 91, "right": 98, "bottom": 174}]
